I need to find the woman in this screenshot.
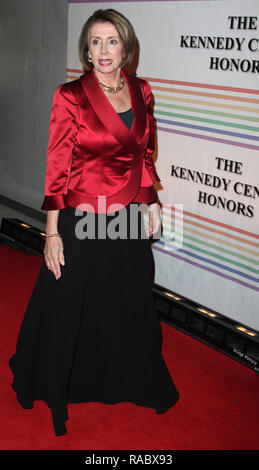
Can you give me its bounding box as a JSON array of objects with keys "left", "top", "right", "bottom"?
[{"left": 9, "top": 9, "right": 179, "bottom": 437}]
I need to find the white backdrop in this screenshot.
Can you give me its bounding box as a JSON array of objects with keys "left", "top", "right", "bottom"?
[{"left": 66, "top": 0, "right": 259, "bottom": 330}]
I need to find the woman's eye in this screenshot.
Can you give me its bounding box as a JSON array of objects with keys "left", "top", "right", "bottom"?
[{"left": 90, "top": 38, "right": 119, "bottom": 47}]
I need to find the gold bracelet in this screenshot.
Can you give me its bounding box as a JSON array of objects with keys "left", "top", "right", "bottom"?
[{"left": 45, "top": 232, "right": 62, "bottom": 238}]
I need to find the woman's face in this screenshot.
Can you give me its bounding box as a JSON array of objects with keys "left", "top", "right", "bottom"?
[{"left": 88, "top": 21, "right": 124, "bottom": 75}]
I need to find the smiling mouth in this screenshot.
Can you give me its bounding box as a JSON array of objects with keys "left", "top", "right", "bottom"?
[{"left": 98, "top": 59, "right": 113, "bottom": 65}]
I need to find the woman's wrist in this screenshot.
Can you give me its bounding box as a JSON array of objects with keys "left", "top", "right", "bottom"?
[
  {"left": 45, "top": 228, "right": 59, "bottom": 236},
  {"left": 45, "top": 232, "right": 62, "bottom": 239},
  {"left": 46, "top": 209, "right": 60, "bottom": 236}
]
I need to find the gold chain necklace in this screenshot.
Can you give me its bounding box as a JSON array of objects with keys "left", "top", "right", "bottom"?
[{"left": 97, "top": 75, "right": 125, "bottom": 93}]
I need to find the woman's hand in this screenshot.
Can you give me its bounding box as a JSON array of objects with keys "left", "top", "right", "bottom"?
[
  {"left": 44, "top": 235, "right": 65, "bottom": 280},
  {"left": 145, "top": 202, "right": 162, "bottom": 239}
]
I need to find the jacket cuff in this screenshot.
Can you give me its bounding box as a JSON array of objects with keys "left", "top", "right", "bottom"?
[
  {"left": 41, "top": 194, "right": 67, "bottom": 211},
  {"left": 132, "top": 185, "right": 158, "bottom": 204}
]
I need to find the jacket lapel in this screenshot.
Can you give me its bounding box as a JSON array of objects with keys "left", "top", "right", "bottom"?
[{"left": 80, "top": 68, "right": 146, "bottom": 154}]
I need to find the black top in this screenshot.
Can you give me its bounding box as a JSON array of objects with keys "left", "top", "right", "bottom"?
[{"left": 117, "top": 108, "right": 134, "bottom": 130}]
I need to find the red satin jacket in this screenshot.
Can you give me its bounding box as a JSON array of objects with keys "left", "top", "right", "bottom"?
[{"left": 41, "top": 67, "right": 161, "bottom": 214}]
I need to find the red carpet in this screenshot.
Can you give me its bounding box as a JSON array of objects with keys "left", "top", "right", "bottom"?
[{"left": 0, "top": 243, "right": 258, "bottom": 450}]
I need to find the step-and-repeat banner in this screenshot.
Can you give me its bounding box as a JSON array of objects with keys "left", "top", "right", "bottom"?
[{"left": 66, "top": 0, "right": 259, "bottom": 330}]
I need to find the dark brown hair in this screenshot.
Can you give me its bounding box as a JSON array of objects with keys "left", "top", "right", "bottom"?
[{"left": 78, "top": 9, "right": 137, "bottom": 70}]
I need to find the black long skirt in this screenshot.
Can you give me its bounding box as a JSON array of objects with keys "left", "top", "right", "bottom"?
[{"left": 9, "top": 202, "right": 179, "bottom": 436}]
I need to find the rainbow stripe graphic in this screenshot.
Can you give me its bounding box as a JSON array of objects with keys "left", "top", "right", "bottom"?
[
  {"left": 153, "top": 204, "right": 259, "bottom": 292},
  {"left": 66, "top": 69, "right": 259, "bottom": 151},
  {"left": 142, "top": 76, "right": 259, "bottom": 152}
]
